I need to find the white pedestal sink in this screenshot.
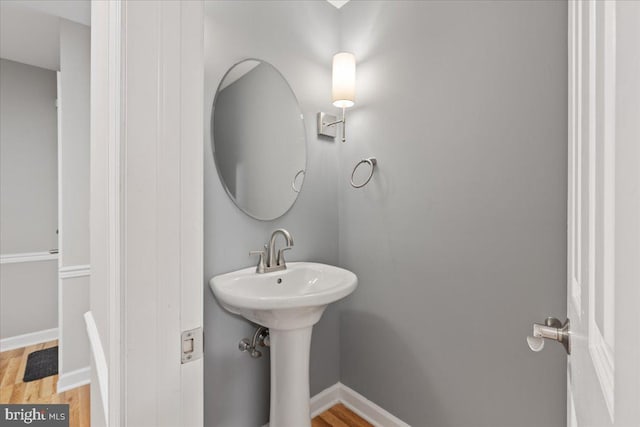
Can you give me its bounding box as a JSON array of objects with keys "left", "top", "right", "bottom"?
[{"left": 210, "top": 262, "right": 357, "bottom": 427}]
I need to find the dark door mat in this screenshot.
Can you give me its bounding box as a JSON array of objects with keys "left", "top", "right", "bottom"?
[{"left": 23, "top": 346, "right": 58, "bottom": 382}]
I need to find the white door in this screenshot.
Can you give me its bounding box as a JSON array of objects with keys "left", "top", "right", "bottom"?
[{"left": 567, "top": 1, "right": 640, "bottom": 426}]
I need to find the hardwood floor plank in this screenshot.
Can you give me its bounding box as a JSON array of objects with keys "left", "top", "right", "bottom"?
[
  {"left": 23, "top": 381, "right": 40, "bottom": 403},
  {"left": 312, "top": 416, "right": 333, "bottom": 427},
  {"left": 0, "top": 358, "right": 10, "bottom": 382},
  {"left": 0, "top": 357, "right": 20, "bottom": 387},
  {"left": 329, "top": 404, "right": 374, "bottom": 427},
  {"left": 0, "top": 385, "right": 13, "bottom": 403},
  {"left": 9, "top": 382, "right": 25, "bottom": 403},
  {"left": 78, "top": 385, "right": 91, "bottom": 427},
  {"left": 319, "top": 411, "right": 350, "bottom": 427},
  {"left": 0, "top": 347, "right": 24, "bottom": 361},
  {"left": 312, "top": 403, "right": 375, "bottom": 427},
  {"left": 39, "top": 375, "right": 55, "bottom": 398}
]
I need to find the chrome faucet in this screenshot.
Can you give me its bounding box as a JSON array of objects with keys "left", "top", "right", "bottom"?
[{"left": 249, "top": 229, "right": 294, "bottom": 273}]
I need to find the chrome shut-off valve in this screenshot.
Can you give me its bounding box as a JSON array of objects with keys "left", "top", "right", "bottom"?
[
  {"left": 527, "top": 317, "right": 571, "bottom": 355},
  {"left": 238, "top": 326, "right": 270, "bottom": 359}
]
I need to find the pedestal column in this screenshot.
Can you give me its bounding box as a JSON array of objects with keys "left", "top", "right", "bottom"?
[{"left": 268, "top": 326, "right": 313, "bottom": 427}]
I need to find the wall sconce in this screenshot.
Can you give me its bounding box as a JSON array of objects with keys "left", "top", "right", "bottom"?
[{"left": 317, "top": 52, "right": 356, "bottom": 142}]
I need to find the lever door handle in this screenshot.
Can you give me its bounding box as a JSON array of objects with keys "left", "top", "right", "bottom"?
[{"left": 527, "top": 317, "right": 570, "bottom": 354}]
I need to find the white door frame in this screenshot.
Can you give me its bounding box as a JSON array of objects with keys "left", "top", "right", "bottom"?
[
  {"left": 566, "top": 1, "right": 640, "bottom": 426},
  {"left": 90, "top": 1, "right": 204, "bottom": 426}
]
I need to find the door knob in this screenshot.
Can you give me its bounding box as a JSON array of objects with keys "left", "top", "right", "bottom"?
[{"left": 527, "top": 317, "right": 570, "bottom": 354}]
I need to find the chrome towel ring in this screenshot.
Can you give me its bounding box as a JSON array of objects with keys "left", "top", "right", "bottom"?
[{"left": 350, "top": 157, "right": 377, "bottom": 188}]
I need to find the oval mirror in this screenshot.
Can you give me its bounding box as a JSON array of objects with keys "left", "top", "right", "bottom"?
[{"left": 211, "top": 59, "right": 307, "bottom": 220}]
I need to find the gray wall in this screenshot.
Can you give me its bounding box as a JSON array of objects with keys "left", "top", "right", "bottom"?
[
  {"left": 203, "top": 1, "right": 340, "bottom": 425},
  {"left": 0, "top": 261, "right": 58, "bottom": 339},
  {"left": 58, "top": 19, "right": 90, "bottom": 375},
  {"left": 336, "top": 1, "right": 568, "bottom": 426},
  {"left": 0, "top": 58, "right": 58, "bottom": 340},
  {"left": 0, "top": 58, "right": 58, "bottom": 254},
  {"left": 59, "top": 19, "right": 90, "bottom": 269}
]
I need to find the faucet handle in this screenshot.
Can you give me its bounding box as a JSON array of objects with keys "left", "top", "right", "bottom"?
[
  {"left": 249, "top": 250, "right": 266, "bottom": 273},
  {"left": 276, "top": 247, "right": 292, "bottom": 266}
]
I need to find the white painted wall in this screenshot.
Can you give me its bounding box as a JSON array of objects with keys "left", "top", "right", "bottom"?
[
  {"left": 0, "top": 58, "right": 58, "bottom": 341},
  {"left": 58, "top": 18, "right": 90, "bottom": 381}
]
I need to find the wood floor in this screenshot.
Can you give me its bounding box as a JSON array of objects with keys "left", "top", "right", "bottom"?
[
  {"left": 312, "top": 403, "right": 374, "bottom": 427},
  {"left": 0, "top": 340, "right": 90, "bottom": 427}
]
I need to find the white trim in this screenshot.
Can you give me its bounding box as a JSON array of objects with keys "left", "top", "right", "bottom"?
[
  {"left": 179, "top": 3, "right": 205, "bottom": 427},
  {"left": 569, "top": 0, "right": 583, "bottom": 318},
  {"left": 57, "top": 69, "right": 63, "bottom": 273},
  {"left": 0, "top": 252, "right": 58, "bottom": 264},
  {"left": 263, "top": 382, "right": 410, "bottom": 427},
  {"left": 586, "top": 1, "right": 615, "bottom": 421},
  {"left": 0, "top": 328, "right": 59, "bottom": 352},
  {"left": 107, "top": 2, "right": 123, "bottom": 425},
  {"left": 310, "top": 382, "right": 342, "bottom": 417},
  {"left": 568, "top": 370, "right": 578, "bottom": 427},
  {"left": 338, "top": 383, "right": 410, "bottom": 427},
  {"left": 57, "top": 366, "right": 91, "bottom": 393},
  {"left": 589, "top": 325, "right": 615, "bottom": 418},
  {"left": 84, "top": 311, "right": 109, "bottom": 424},
  {"left": 59, "top": 264, "right": 91, "bottom": 279},
  {"left": 57, "top": 68, "right": 65, "bottom": 377}
]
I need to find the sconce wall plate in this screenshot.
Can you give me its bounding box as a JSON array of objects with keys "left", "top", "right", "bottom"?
[{"left": 317, "top": 112, "right": 337, "bottom": 138}]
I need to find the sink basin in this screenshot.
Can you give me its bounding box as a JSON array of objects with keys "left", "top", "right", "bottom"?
[
  {"left": 210, "top": 262, "right": 357, "bottom": 329},
  {"left": 209, "top": 262, "right": 357, "bottom": 427}
]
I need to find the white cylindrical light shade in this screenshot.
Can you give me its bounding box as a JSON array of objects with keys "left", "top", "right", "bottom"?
[{"left": 332, "top": 52, "right": 356, "bottom": 108}]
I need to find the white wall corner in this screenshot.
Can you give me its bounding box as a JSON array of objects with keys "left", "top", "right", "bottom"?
[
  {"left": 57, "top": 366, "right": 91, "bottom": 393},
  {"left": 0, "top": 328, "right": 58, "bottom": 352}
]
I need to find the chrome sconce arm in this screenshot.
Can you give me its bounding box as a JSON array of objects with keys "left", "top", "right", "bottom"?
[{"left": 317, "top": 108, "right": 347, "bottom": 142}]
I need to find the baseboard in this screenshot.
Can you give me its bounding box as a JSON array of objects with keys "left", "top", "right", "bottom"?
[
  {"left": 57, "top": 366, "right": 91, "bottom": 393},
  {"left": 0, "top": 328, "right": 59, "bottom": 352},
  {"left": 310, "top": 382, "right": 342, "bottom": 417},
  {"left": 338, "top": 382, "right": 410, "bottom": 427},
  {"left": 263, "top": 382, "right": 409, "bottom": 427}
]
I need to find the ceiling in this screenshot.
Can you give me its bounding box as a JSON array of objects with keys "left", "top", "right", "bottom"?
[
  {"left": 8, "top": 1, "right": 90, "bottom": 26},
  {"left": 326, "top": 0, "right": 351, "bottom": 9},
  {"left": 0, "top": 0, "right": 345, "bottom": 72},
  {"left": 0, "top": 1, "right": 90, "bottom": 71}
]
